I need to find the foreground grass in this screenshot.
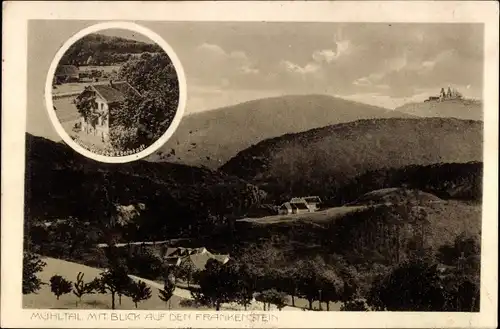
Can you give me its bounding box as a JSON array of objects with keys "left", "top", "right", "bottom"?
[
  {"left": 237, "top": 206, "right": 366, "bottom": 225},
  {"left": 23, "top": 257, "right": 195, "bottom": 310}
]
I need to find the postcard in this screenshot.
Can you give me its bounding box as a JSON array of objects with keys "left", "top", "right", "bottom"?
[{"left": 1, "top": 1, "right": 498, "bottom": 328}]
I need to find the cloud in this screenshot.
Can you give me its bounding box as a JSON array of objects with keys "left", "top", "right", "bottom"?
[
  {"left": 188, "top": 42, "right": 262, "bottom": 90},
  {"left": 419, "top": 49, "right": 455, "bottom": 70},
  {"left": 197, "top": 43, "right": 226, "bottom": 57},
  {"left": 353, "top": 77, "right": 371, "bottom": 86},
  {"left": 281, "top": 60, "right": 320, "bottom": 74},
  {"left": 279, "top": 36, "right": 350, "bottom": 83},
  {"left": 312, "top": 49, "right": 337, "bottom": 63},
  {"left": 312, "top": 40, "right": 350, "bottom": 63}
]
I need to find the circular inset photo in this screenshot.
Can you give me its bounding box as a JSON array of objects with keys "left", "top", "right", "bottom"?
[{"left": 46, "top": 22, "right": 186, "bottom": 163}]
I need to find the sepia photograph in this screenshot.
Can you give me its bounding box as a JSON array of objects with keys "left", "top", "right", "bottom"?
[
  {"left": 24, "top": 20, "right": 484, "bottom": 312},
  {"left": 1, "top": 2, "right": 498, "bottom": 329},
  {"left": 48, "top": 25, "right": 183, "bottom": 159}
]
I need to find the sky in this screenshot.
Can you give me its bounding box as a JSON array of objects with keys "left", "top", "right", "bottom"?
[{"left": 27, "top": 20, "right": 483, "bottom": 138}]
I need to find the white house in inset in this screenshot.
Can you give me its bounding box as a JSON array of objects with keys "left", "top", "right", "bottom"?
[{"left": 76, "top": 81, "right": 141, "bottom": 141}]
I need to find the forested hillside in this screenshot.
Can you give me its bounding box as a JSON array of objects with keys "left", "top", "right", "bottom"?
[
  {"left": 221, "top": 118, "right": 483, "bottom": 204},
  {"left": 150, "top": 94, "right": 412, "bottom": 169},
  {"left": 60, "top": 33, "right": 162, "bottom": 66},
  {"left": 25, "top": 134, "right": 265, "bottom": 241}
]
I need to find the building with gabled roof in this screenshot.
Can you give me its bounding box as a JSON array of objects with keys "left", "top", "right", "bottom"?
[
  {"left": 280, "top": 195, "right": 322, "bottom": 215},
  {"left": 162, "top": 246, "right": 229, "bottom": 272},
  {"left": 76, "top": 81, "right": 141, "bottom": 141},
  {"left": 54, "top": 65, "right": 79, "bottom": 83},
  {"left": 279, "top": 201, "right": 309, "bottom": 215}
]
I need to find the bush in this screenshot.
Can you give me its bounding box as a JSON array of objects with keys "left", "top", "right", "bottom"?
[
  {"left": 22, "top": 252, "right": 46, "bottom": 295},
  {"left": 49, "top": 275, "right": 73, "bottom": 300}
]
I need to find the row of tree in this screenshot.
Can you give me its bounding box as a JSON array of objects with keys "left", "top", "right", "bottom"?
[
  {"left": 23, "top": 231, "right": 480, "bottom": 312},
  {"left": 22, "top": 252, "right": 176, "bottom": 309},
  {"left": 186, "top": 232, "right": 480, "bottom": 312}
]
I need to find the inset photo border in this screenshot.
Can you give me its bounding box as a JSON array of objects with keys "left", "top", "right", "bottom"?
[
  {"left": 2, "top": 1, "right": 498, "bottom": 329},
  {"left": 45, "top": 21, "right": 187, "bottom": 163}
]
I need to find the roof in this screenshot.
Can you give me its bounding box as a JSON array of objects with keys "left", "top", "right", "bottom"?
[
  {"left": 291, "top": 202, "right": 309, "bottom": 210},
  {"left": 291, "top": 196, "right": 321, "bottom": 203},
  {"left": 186, "top": 253, "right": 215, "bottom": 271},
  {"left": 303, "top": 196, "right": 321, "bottom": 203},
  {"left": 164, "top": 247, "right": 178, "bottom": 257},
  {"left": 55, "top": 65, "right": 79, "bottom": 76},
  {"left": 90, "top": 81, "right": 141, "bottom": 104},
  {"left": 185, "top": 253, "right": 229, "bottom": 271},
  {"left": 212, "top": 254, "right": 230, "bottom": 264}
]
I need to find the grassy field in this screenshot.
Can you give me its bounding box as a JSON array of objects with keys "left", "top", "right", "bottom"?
[
  {"left": 53, "top": 96, "right": 80, "bottom": 123},
  {"left": 23, "top": 257, "right": 340, "bottom": 311},
  {"left": 23, "top": 257, "right": 194, "bottom": 310},
  {"left": 237, "top": 206, "right": 366, "bottom": 225}
]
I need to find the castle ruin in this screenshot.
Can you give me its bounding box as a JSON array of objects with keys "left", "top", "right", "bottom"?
[{"left": 425, "top": 86, "right": 463, "bottom": 102}]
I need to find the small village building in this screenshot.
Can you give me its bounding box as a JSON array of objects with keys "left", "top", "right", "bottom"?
[
  {"left": 291, "top": 196, "right": 322, "bottom": 212},
  {"left": 278, "top": 201, "right": 310, "bottom": 215},
  {"left": 182, "top": 252, "right": 230, "bottom": 272},
  {"left": 54, "top": 65, "right": 79, "bottom": 83},
  {"left": 76, "top": 81, "right": 141, "bottom": 141},
  {"left": 162, "top": 246, "right": 229, "bottom": 271}
]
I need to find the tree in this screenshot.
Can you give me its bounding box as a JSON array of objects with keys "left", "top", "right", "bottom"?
[
  {"left": 74, "top": 89, "right": 98, "bottom": 126},
  {"left": 368, "top": 259, "right": 445, "bottom": 311},
  {"left": 232, "top": 262, "right": 255, "bottom": 310},
  {"left": 72, "top": 272, "right": 97, "bottom": 306},
  {"left": 116, "top": 53, "right": 179, "bottom": 146},
  {"left": 49, "top": 275, "right": 73, "bottom": 300},
  {"left": 295, "top": 258, "right": 333, "bottom": 310},
  {"left": 317, "top": 269, "right": 344, "bottom": 311},
  {"left": 256, "top": 289, "right": 287, "bottom": 311},
  {"left": 340, "top": 299, "right": 369, "bottom": 311},
  {"left": 22, "top": 252, "right": 46, "bottom": 294},
  {"left": 126, "top": 280, "right": 152, "bottom": 308},
  {"left": 191, "top": 259, "right": 238, "bottom": 311},
  {"left": 437, "top": 233, "right": 480, "bottom": 311},
  {"left": 177, "top": 259, "right": 197, "bottom": 287},
  {"left": 95, "top": 267, "right": 132, "bottom": 310},
  {"left": 109, "top": 125, "right": 140, "bottom": 151},
  {"left": 437, "top": 232, "right": 480, "bottom": 277},
  {"left": 158, "top": 278, "right": 176, "bottom": 310}
]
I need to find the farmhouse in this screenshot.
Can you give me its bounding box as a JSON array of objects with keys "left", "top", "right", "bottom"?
[
  {"left": 76, "top": 81, "right": 141, "bottom": 141},
  {"left": 279, "top": 196, "right": 322, "bottom": 215},
  {"left": 54, "top": 65, "right": 79, "bottom": 83},
  {"left": 162, "top": 246, "right": 230, "bottom": 271},
  {"left": 279, "top": 201, "right": 309, "bottom": 215}
]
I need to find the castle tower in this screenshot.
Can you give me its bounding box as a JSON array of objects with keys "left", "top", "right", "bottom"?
[{"left": 440, "top": 87, "right": 446, "bottom": 101}]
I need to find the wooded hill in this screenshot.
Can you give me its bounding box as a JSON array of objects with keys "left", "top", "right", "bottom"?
[
  {"left": 60, "top": 33, "right": 162, "bottom": 66},
  {"left": 25, "top": 133, "right": 264, "bottom": 241},
  {"left": 220, "top": 117, "right": 483, "bottom": 205},
  {"left": 150, "top": 94, "right": 413, "bottom": 169}
]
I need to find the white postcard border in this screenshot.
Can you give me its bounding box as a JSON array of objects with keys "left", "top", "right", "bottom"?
[{"left": 2, "top": 1, "right": 498, "bottom": 328}]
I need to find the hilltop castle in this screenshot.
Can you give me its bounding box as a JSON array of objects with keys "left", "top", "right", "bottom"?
[{"left": 425, "top": 86, "right": 463, "bottom": 103}]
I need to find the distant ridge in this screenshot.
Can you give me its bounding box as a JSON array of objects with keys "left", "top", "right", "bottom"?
[
  {"left": 220, "top": 117, "right": 483, "bottom": 203},
  {"left": 148, "top": 94, "right": 413, "bottom": 169},
  {"left": 396, "top": 97, "right": 482, "bottom": 121}
]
